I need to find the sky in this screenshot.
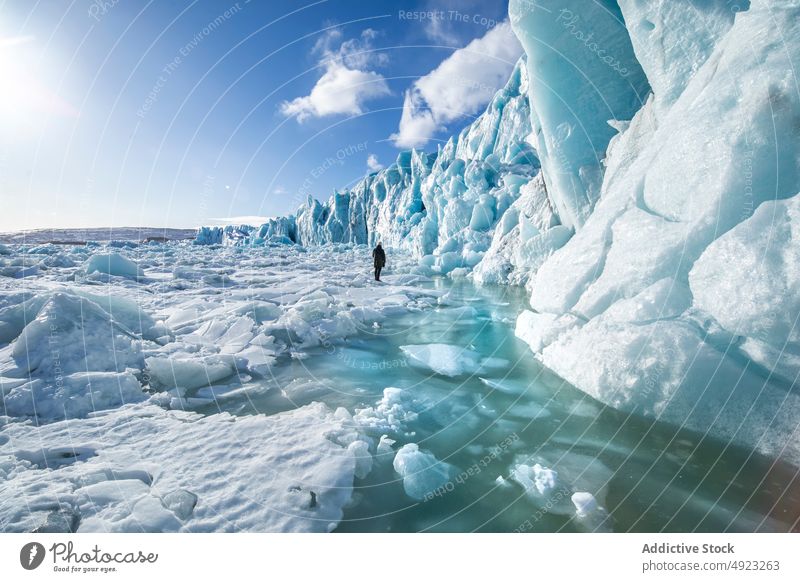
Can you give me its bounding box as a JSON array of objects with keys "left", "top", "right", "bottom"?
[{"left": 0, "top": 0, "right": 521, "bottom": 231}]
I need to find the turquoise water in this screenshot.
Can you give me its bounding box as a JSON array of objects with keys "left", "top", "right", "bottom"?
[{"left": 199, "top": 277, "right": 800, "bottom": 532}]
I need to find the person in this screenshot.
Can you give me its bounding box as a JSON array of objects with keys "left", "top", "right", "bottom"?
[{"left": 372, "top": 242, "right": 386, "bottom": 281}]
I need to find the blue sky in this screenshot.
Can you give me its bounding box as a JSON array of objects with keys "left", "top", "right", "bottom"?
[{"left": 0, "top": 0, "right": 520, "bottom": 231}]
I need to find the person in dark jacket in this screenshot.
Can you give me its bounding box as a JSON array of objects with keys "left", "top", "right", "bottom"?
[{"left": 372, "top": 242, "right": 386, "bottom": 281}]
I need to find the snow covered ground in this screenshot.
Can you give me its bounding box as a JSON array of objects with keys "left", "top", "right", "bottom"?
[
  {"left": 1, "top": 241, "right": 797, "bottom": 533},
  {"left": 0, "top": 242, "right": 442, "bottom": 532}
]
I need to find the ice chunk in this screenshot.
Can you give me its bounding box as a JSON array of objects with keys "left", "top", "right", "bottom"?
[
  {"left": 280, "top": 377, "right": 330, "bottom": 403},
  {"left": 9, "top": 292, "right": 144, "bottom": 377},
  {"left": 376, "top": 435, "right": 396, "bottom": 457},
  {"left": 571, "top": 491, "right": 612, "bottom": 532},
  {"left": 145, "top": 355, "right": 237, "bottom": 390},
  {"left": 348, "top": 440, "right": 373, "bottom": 479},
  {"left": 401, "top": 343, "right": 508, "bottom": 377},
  {"left": 237, "top": 345, "right": 276, "bottom": 377},
  {"left": 511, "top": 463, "right": 558, "bottom": 496},
  {"left": 511, "top": 451, "right": 613, "bottom": 516},
  {"left": 571, "top": 491, "right": 597, "bottom": 516},
  {"left": 353, "top": 388, "right": 418, "bottom": 435},
  {"left": 84, "top": 253, "right": 144, "bottom": 279},
  {"left": 393, "top": 443, "right": 453, "bottom": 501}
]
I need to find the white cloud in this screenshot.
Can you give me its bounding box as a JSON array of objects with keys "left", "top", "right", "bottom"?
[
  {"left": 424, "top": 17, "right": 462, "bottom": 46},
  {"left": 281, "top": 63, "right": 389, "bottom": 122},
  {"left": 391, "top": 22, "right": 522, "bottom": 149},
  {"left": 281, "top": 29, "right": 390, "bottom": 122},
  {"left": 392, "top": 89, "right": 439, "bottom": 149},
  {"left": 366, "top": 154, "right": 383, "bottom": 172}
]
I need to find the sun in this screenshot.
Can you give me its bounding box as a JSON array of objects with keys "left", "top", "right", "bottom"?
[{"left": 0, "top": 36, "right": 76, "bottom": 130}]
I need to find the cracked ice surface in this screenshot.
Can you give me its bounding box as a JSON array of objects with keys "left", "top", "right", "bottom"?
[{"left": 0, "top": 242, "right": 440, "bottom": 532}]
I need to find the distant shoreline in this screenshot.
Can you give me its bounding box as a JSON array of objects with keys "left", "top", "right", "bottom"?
[{"left": 0, "top": 227, "right": 197, "bottom": 245}]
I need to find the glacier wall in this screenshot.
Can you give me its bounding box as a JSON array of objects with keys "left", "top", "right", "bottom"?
[
  {"left": 197, "top": 0, "right": 800, "bottom": 465},
  {"left": 509, "top": 0, "right": 800, "bottom": 463},
  {"left": 198, "top": 59, "right": 563, "bottom": 278},
  {"left": 508, "top": 0, "right": 650, "bottom": 229}
]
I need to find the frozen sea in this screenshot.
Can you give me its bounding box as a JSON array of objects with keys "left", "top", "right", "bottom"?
[{"left": 0, "top": 240, "right": 797, "bottom": 532}]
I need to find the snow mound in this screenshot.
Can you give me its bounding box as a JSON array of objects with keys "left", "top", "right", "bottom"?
[
  {"left": 9, "top": 292, "right": 144, "bottom": 378},
  {"left": 0, "top": 402, "right": 359, "bottom": 532},
  {"left": 2, "top": 371, "right": 146, "bottom": 421}
]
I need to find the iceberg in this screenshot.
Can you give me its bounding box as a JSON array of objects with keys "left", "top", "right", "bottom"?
[{"left": 7, "top": 292, "right": 145, "bottom": 378}]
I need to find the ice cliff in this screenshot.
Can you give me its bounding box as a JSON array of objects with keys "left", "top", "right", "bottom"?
[
  {"left": 197, "top": 59, "right": 556, "bottom": 278},
  {"left": 508, "top": 0, "right": 800, "bottom": 464},
  {"left": 198, "top": 0, "right": 800, "bottom": 464}
]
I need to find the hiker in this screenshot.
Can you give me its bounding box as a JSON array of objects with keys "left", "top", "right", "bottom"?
[{"left": 372, "top": 242, "right": 386, "bottom": 281}]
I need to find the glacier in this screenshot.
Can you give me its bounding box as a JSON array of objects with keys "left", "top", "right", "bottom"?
[
  {"left": 509, "top": 0, "right": 800, "bottom": 465},
  {"left": 194, "top": 0, "right": 800, "bottom": 467},
  {"left": 3, "top": 0, "right": 800, "bottom": 533},
  {"left": 197, "top": 59, "right": 557, "bottom": 280}
]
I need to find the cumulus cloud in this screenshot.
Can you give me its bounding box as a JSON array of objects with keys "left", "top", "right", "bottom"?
[
  {"left": 391, "top": 22, "right": 522, "bottom": 149},
  {"left": 366, "top": 154, "right": 383, "bottom": 172},
  {"left": 281, "top": 28, "right": 390, "bottom": 122}
]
